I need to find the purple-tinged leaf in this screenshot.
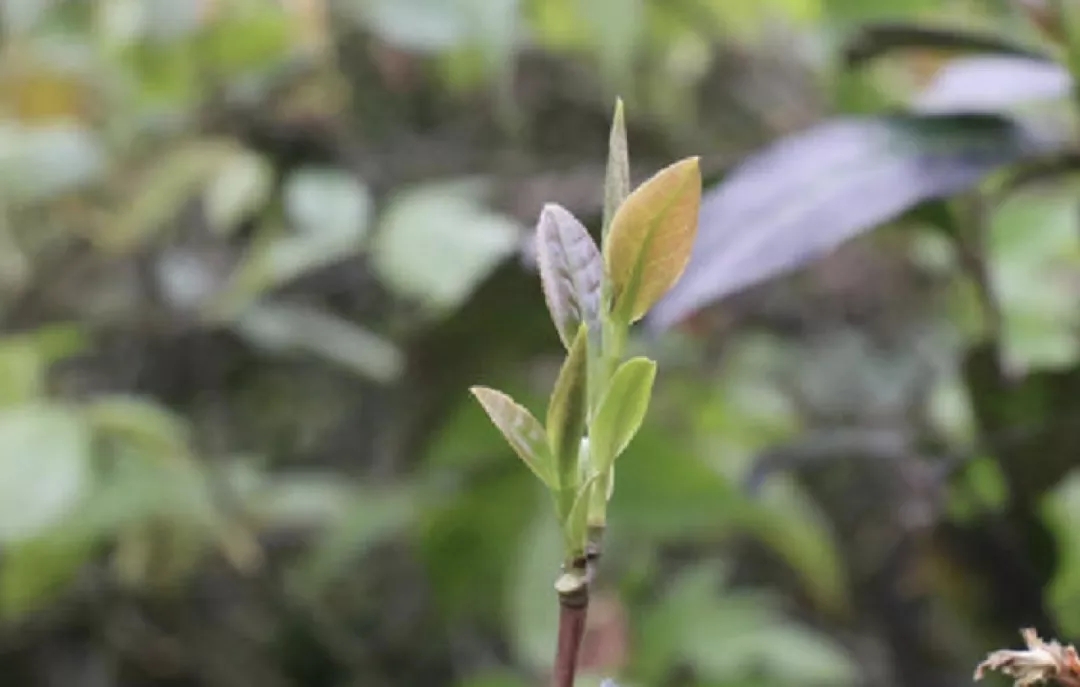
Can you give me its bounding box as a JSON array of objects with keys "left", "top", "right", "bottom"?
[
  {"left": 914, "top": 56, "right": 1071, "bottom": 114},
  {"left": 535, "top": 204, "right": 603, "bottom": 349},
  {"left": 649, "top": 114, "right": 1053, "bottom": 331}
]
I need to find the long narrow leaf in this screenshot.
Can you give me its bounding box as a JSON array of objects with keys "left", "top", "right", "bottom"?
[
  {"left": 603, "top": 97, "right": 630, "bottom": 239},
  {"left": 547, "top": 326, "right": 589, "bottom": 493}
]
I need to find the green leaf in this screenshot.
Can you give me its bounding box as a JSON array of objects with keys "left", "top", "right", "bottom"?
[
  {"left": 602, "top": 97, "right": 630, "bottom": 238},
  {"left": 986, "top": 177, "right": 1080, "bottom": 369},
  {"left": 216, "top": 167, "right": 372, "bottom": 314},
  {"left": 84, "top": 395, "right": 191, "bottom": 460},
  {"left": 0, "top": 0, "right": 50, "bottom": 33},
  {"left": 0, "top": 122, "right": 107, "bottom": 205},
  {"left": 0, "top": 529, "right": 95, "bottom": 620},
  {"left": 196, "top": 7, "right": 294, "bottom": 75},
  {"left": 421, "top": 466, "right": 539, "bottom": 621},
  {"left": 0, "top": 340, "right": 44, "bottom": 408},
  {"left": 457, "top": 672, "right": 532, "bottom": 687},
  {"left": 372, "top": 180, "right": 521, "bottom": 315},
  {"left": 350, "top": 0, "right": 520, "bottom": 66},
  {"left": 291, "top": 486, "right": 415, "bottom": 590},
  {"left": 203, "top": 148, "right": 273, "bottom": 236},
  {"left": 349, "top": 0, "right": 471, "bottom": 51},
  {"left": 283, "top": 167, "right": 373, "bottom": 245},
  {"left": 604, "top": 157, "right": 701, "bottom": 323},
  {"left": 535, "top": 203, "right": 603, "bottom": 350},
  {"left": 645, "top": 564, "right": 857, "bottom": 686},
  {"left": 740, "top": 476, "right": 849, "bottom": 615},
  {"left": 232, "top": 302, "right": 405, "bottom": 383},
  {"left": 0, "top": 404, "right": 90, "bottom": 543},
  {"left": 561, "top": 472, "right": 597, "bottom": 558},
  {"left": 213, "top": 224, "right": 372, "bottom": 318},
  {"left": 470, "top": 386, "right": 557, "bottom": 487},
  {"left": 240, "top": 470, "right": 352, "bottom": 529},
  {"left": 102, "top": 139, "right": 238, "bottom": 254},
  {"left": 577, "top": 0, "right": 644, "bottom": 87},
  {"left": 1047, "top": 471, "right": 1080, "bottom": 635},
  {"left": 591, "top": 356, "right": 656, "bottom": 473},
  {"left": 546, "top": 326, "right": 589, "bottom": 492}
]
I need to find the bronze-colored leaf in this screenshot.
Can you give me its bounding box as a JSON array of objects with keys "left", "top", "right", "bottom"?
[{"left": 603, "top": 157, "right": 701, "bottom": 323}]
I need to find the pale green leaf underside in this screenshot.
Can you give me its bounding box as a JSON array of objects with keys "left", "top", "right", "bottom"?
[{"left": 470, "top": 386, "right": 556, "bottom": 487}]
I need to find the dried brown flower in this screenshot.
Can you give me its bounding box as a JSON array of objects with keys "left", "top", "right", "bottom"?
[{"left": 975, "top": 629, "right": 1080, "bottom": 687}]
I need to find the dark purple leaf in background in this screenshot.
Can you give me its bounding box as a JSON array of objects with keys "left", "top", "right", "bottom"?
[
  {"left": 648, "top": 114, "right": 1053, "bottom": 331},
  {"left": 914, "top": 56, "right": 1072, "bottom": 113}
]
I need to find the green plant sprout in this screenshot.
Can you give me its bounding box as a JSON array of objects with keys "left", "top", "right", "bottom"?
[{"left": 469, "top": 99, "right": 701, "bottom": 687}]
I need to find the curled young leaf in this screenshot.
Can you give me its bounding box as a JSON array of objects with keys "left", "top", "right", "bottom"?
[
  {"left": 603, "top": 98, "right": 630, "bottom": 238},
  {"left": 591, "top": 357, "right": 656, "bottom": 474},
  {"left": 535, "top": 204, "right": 603, "bottom": 350},
  {"left": 547, "top": 326, "right": 589, "bottom": 491},
  {"left": 470, "top": 386, "right": 557, "bottom": 488},
  {"left": 562, "top": 472, "right": 599, "bottom": 561},
  {"left": 604, "top": 157, "right": 701, "bottom": 323}
]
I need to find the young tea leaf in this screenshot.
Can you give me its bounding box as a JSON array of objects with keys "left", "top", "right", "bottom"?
[
  {"left": 562, "top": 473, "right": 599, "bottom": 560},
  {"left": 0, "top": 404, "right": 90, "bottom": 543},
  {"left": 535, "top": 204, "right": 603, "bottom": 350},
  {"left": 470, "top": 386, "right": 557, "bottom": 488},
  {"left": 591, "top": 356, "right": 656, "bottom": 473},
  {"left": 603, "top": 97, "right": 630, "bottom": 239},
  {"left": 547, "top": 326, "right": 589, "bottom": 491},
  {"left": 604, "top": 157, "right": 701, "bottom": 323}
]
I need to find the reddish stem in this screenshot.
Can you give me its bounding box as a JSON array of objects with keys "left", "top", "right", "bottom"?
[{"left": 552, "top": 589, "right": 589, "bottom": 687}]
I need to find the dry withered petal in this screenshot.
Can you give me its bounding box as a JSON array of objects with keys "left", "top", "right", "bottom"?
[{"left": 975, "top": 629, "right": 1080, "bottom": 687}]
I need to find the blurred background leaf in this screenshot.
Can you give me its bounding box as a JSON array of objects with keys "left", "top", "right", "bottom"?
[{"left": 0, "top": 1, "right": 1077, "bottom": 686}]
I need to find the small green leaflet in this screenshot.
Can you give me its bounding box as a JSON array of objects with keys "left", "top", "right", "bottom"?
[
  {"left": 470, "top": 386, "right": 557, "bottom": 487},
  {"left": 591, "top": 357, "right": 656, "bottom": 473}
]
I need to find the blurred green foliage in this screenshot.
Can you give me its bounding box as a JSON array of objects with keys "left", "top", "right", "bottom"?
[{"left": 3, "top": 1, "right": 1080, "bottom": 686}]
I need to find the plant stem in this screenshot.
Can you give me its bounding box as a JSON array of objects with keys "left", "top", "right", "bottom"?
[
  {"left": 552, "top": 538, "right": 602, "bottom": 687},
  {"left": 553, "top": 576, "right": 590, "bottom": 687}
]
